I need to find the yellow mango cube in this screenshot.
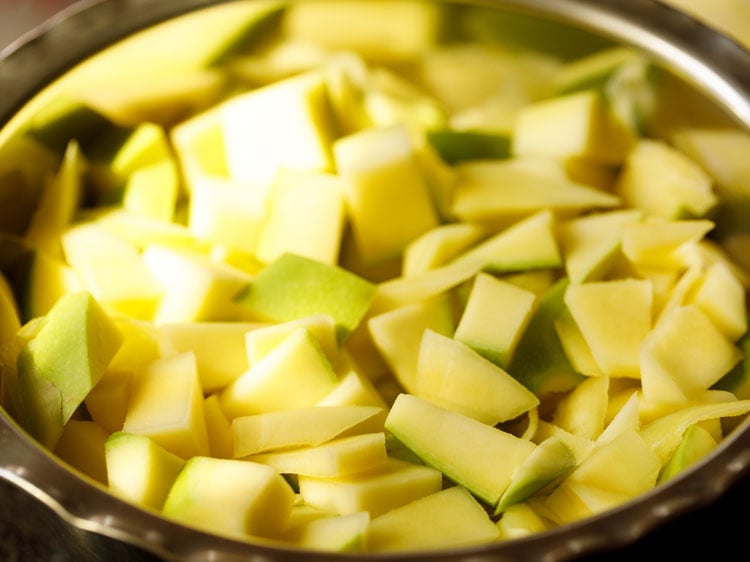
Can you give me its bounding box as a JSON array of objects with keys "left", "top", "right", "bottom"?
[{"left": 122, "top": 351, "right": 210, "bottom": 459}]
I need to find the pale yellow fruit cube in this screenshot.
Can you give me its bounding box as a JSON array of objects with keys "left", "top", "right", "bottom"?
[
  {"left": 554, "top": 315, "right": 605, "bottom": 377},
  {"left": 533, "top": 420, "right": 595, "bottom": 466},
  {"left": 558, "top": 208, "right": 643, "bottom": 283},
  {"left": 286, "top": 511, "right": 369, "bottom": 552},
  {"left": 451, "top": 210, "right": 562, "bottom": 274},
  {"left": 162, "top": 457, "right": 295, "bottom": 540},
  {"left": 616, "top": 139, "right": 717, "bottom": 219},
  {"left": 94, "top": 209, "right": 201, "bottom": 251},
  {"left": 244, "top": 314, "right": 338, "bottom": 367},
  {"left": 450, "top": 158, "right": 620, "bottom": 223},
  {"left": 552, "top": 376, "right": 610, "bottom": 441},
  {"left": 366, "top": 486, "right": 499, "bottom": 552},
  {"left": 334, "top": 124, "right": 439, "bottom": 264},
  {"left": 368, "top": 295, "right": 455, "bottom": 393},
  {"left": 62, "top": 222, "right": 163, "bottom": 320},
  {"left": 402, "top": 222, "right": 487, "bottom": 277},
  {"left": 187, "top": 175, "right": 266, "bottom": 256},
  {"left": 455, "top": 272, "right": 538, "bottom": 368},
  {"left": 219, "top": 327, "right": 338, "bottom": 419},
  {"left": 385, "top": 394, "right": 536, "bottom": 506},
  {"left": 156, "top": 321, "right": 262, "bottom": 393},
  {"left": 24, "top": 141, "right": 84, "bottom": 258},
  {"left": 85, "top": 369, "right": 132, "bottom": 434},
  {"left": 298, "top": 457, "right": 442, "bottom": 517},
  {"left": 55, "top": 419, "right": 109, "bottom": 485},
  {"left": 105, "top": 432, "right": 185, "bottom": 510},
  {"left": 221, "top": 71, "right": 334, "bottom": 187},
  {"left": 316, "top": 361, "right": 389, "bottom": 415},
  {"left": 247, "top": 432, "right": 388, "bottom": 478},
  {"left": 621, "top": 218, "right": 715, "bottom": 271},
  {"left": 543, "top": 481, "right": 630, "bottom": 525},
  {"left": 512, "top": 90, "right": 635, "bottom": 164},
  {"left": 203, "top": 394, "right": 233, "bottom": 459},
  {"left": 640, "top": 304, "right": 743, "bottom": 405},
  {"left": 122, "top": 351, "right": 210, "bottom": 459},
  {"left": 122, "top": 159, "right": 179, "bottom": 223},
  {"left": 565, "top": 429, "right": 661, "bottom": 497},
  {"left": 686, "top": 261, "right": 748, "bottom": 340},
  {"left": 284, "top": 1, "right": 444, "bottom": 63},
  {"left": 170, "top": 104, "right": 228, "bottom": 187},
  {"left": 596, "top": 390, "right": 640, "bottom": 446},
  {"left": 255, "top": 168, "right": 346, "bottom": 265},
  {"left": 564, "top": 279, "right": 653, "bottom": 378},
  {"left": 370, "top": 259, "right": 479, "bottom": 314},
  {"left": 415, "top": 330, "right": 539, "bottom": 425},
  {"left": 232, "top": 405, "right": 383, "bottom": 457},
  {"left": 495, "top": 503, "right": 552, "bottom": 540},
  {"left": 142, "top": 244, "right": 252, "bottom": 323}
]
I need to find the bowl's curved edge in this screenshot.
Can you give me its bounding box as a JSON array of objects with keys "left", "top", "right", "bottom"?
[
  {"left": 0, "top": 407, "right": 314, "bottom": 562},
  {"left": 0, "top": 0, "right": 245, "bottom": 130},
  {"left": 0, "top": 1, "right": 750, "bottom": 561},
  {"left": 2, "top": 404, "right": 749, "bottom": 562}
]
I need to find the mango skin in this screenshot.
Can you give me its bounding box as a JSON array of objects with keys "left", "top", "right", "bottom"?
[{"left": 17, "top": 291, "right": 123, "bottom": 449}]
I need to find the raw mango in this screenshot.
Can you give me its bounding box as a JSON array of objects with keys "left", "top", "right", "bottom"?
[
  {"left": 162, "top": 456, "right": 295, "bottom": 540},
  {"left": 236, "top": 253, "right": 376, "bottom": 342},
  {"left": 16, "top": 291, "right": 123, "bottom": 448},
  {"left": 1, "top": 0, "right": 749, "bottom": 554}
]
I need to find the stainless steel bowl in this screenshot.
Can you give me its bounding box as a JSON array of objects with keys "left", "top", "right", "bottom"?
[{"left": 1, "top": 1, "right": 749, "bottom": 561}]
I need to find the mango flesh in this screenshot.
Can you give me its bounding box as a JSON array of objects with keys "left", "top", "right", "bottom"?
[
  {"left": 285, "top": 511, "right": 370, "bottom": 552},
  {"left": 658, "top": 423, "right": 718, "bottom": 483},
  {"left": 334, "top": 124, "right": 440, "bottom": 264},
  {"left": 367, "top": 486, "right": 500, "bottom": 552},
  {"left": 122, "top": 351, "right": 210, "bottom": 459},
  {"left": 232, "top": 405, "right": 383, "bottom": 456},
  {"left": 162, "top": 456, "right": 295, "bottom": 540},
  {"left": 16, "top": 291, "right": 123, "bottom": 449},
  {"left": 298, "top": 456, "right": 442, "bottom": 517},
  {"left": 236, "top": 253, "right": 376, "bottom": 342},
  {"left": 105, "top": 432, "right": 186, "bottom": 509},
  {"left": 385, "top": 393, "right": 536, "bottom": 506},
  {"left": 494, "top": 436, "right": 575, "bottom": 514},
  {"left": 0, "top": 273, "right": 21, "bottom": 416},
  {"left": 415, "top": 329, "right": 539, "bottom": 425},
  {"left": 454, "top": 272, "right": 537, "bottom": 367},
  {"left": 219, "top": 327, "right": 338, "bottom": 418},
  {"left": 54, "top": 419, "right": 109, "bottom": 485},
  {"left": 368, "top": 294, "right": 455, "bottom": 393},
  {"left": 0, "top": 0, "right": 749, "bottom": 555}
]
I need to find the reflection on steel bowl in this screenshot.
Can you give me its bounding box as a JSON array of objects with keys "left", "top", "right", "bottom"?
[{"left": 1, "top": 1, "right": 750, "bottom": 561}]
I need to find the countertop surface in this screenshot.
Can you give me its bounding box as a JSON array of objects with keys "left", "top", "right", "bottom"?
[{"left": 1, "top": 1, "right": 749, "bottom": 561}]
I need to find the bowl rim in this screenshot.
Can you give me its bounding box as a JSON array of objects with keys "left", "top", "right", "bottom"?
[
  {"left": 1, "top": 1, "right": 750, "bottom": 561},
  {"left": 3, "top": 406, "right": 748, "bottom": 561},
  {"left": 1, "top": 0, "right": 749, "bottom": 131}
]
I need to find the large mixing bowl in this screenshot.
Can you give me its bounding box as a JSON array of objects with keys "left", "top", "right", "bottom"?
[{"left": 1, "top": 1, "right": 750, "bottom": 561}]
